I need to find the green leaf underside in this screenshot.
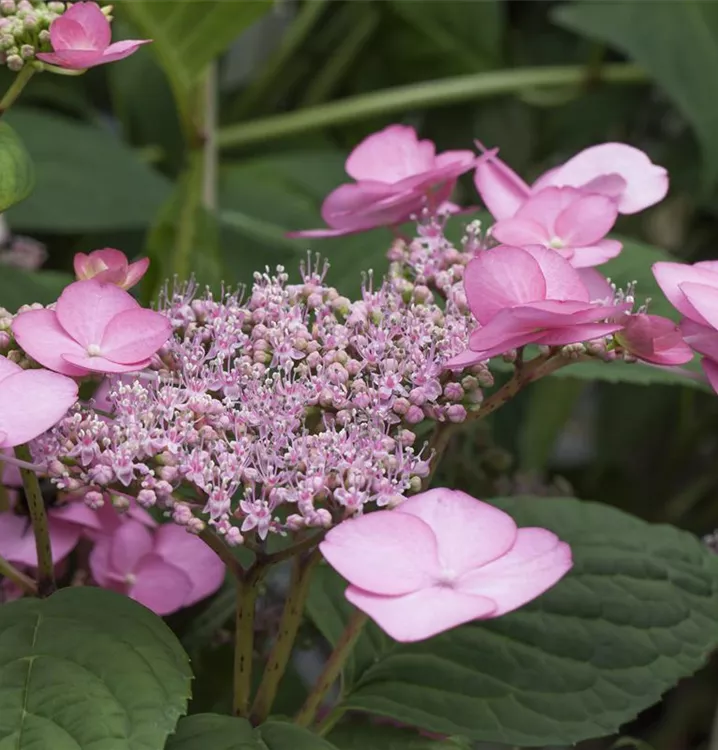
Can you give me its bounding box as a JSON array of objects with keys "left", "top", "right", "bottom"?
[
  {"left": 0, "top": 587, "right": 192, "bottom": 750},
  {"left": 308, "top": 496, "right": 718, "bottom": 746},
  {"left": 328, "top": 721, "right": 471, "bottom": 749},
  {"left": 0, "top": 122, "right": 34, "bottom": 213},
  {"left": 166, "top": 714, "right": 339, "bottom": 750}
]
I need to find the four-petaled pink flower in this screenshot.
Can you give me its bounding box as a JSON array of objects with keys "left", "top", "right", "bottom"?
[
  {"left": 36, "top": 2, "right": 151, "bottom": 70},
  {"left": 90, "top": 520, "right": 225, "bottom": 616},
  {"left": 320, "top": 488, "right": 572, "bottom": 642},
  {"left": 74, "top": 248, "right": 149, "bottom": 290},
  {"left": 12, "top": 279, "right": 172, "bottom": 376},
  {"left": 491, "top": 186, "right": 621, "bottom": 268},
  {"left": 614, "top": 313, "right": 693, "bottom": 366},
  {"left": 447, "top": 244, "right": 628, "bottom": 368},
  {"left": 0, "top": 356, "right": 77, "bottom": 447},
  {"left": 475, "top": 142, "right": 668, "bottom": 220},
  {"left": 289, "top": 125, "right": 475, "bottom": 238},
  {"left": 653, "top": 261, "right": 718, "bottom": 391}
]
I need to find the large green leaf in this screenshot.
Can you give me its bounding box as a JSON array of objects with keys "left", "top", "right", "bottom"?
[
  {"left": 310, "top": 496, "right": 718, "bottom": 746},
  {"left": 0, "top": 266, "right": 71, "bottom": 313},
  {"left": 165, "top": 714, "right": 338, "bottom": 749},
  {"left": 4, "top": 108, "right": 171, "bottom": 232},
  {"left": 0, "top": 587, "right": 192, "bottom": 749},
  {"left": 0, "top": 122, "right": 34, "bottom": 212},
  {"left": 554, "top": 0, "right": 718, "bottom": 181},
  {"left": 329, "top": 722, "right": 470, "bottom": 750}
]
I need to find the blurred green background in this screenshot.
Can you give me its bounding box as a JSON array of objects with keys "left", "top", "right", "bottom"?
[{"left": 4, "top": 1, "right": 718, "bottom": 747}]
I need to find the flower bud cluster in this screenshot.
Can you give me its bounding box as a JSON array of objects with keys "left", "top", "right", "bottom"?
[{"left": 0, "top": 0, "right": 63, "bottom": 69}]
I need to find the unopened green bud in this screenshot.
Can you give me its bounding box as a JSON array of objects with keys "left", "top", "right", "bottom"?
[{"left": 47, "top": 0, "right": 64, "bottom": 11}]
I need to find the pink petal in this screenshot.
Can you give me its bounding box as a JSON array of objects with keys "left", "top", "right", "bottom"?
[
  {"left": 679, "top": 282, "right": 718, "bottom": 330},
  {"left": 396, "top": 489, "right": 517, "bottom": 575},
  {"left": 696, "top": 260, "right": 718, "bottom": 274},
  {"left": 0, "top": 513, "right": 33, "bottom": 563},
  {"left": 510, "top": 300, "right": 621, "bottom": 326},
  {"left": 130, "top": 555, "right": 193, "bottom": 616},
  {"left": 569, "top": 239, "right": 623, "bottom": 269},
  {"left": 491, "top": 217, "right": 549, "bottom": 246},
  {"left": 99, "top": 308, "right": 171, "bottom": 364},
  {"left": 520, "top": 245, "right": 590, "bottom": 302},
  {"left": 346, "top": 585, "right": 496, "bottom": 643},
  {"left": 321, "top": 181, "right": 424, "bottom": 231},
  {"left": 51, "top": 500, "right": 105, "bottom": 532},
  {"left": 56, "top": 279, "right": 140, "bottom": 349},
  {"left": 444, "top": 347, "right": 487, "bottom": 371},
  {"left": 555, "top": 194, "right": 618, "bottom": 246},
  {"left": 62, "top": 353, "right": 152, "bottom": 374},
  {"left": 98, "top": 39, "right": 152, "bottom": 66},
  {"left": 467, "top": 325, "right": 545, "bottom": 361},
  {"left": 463, "top": 246, "right": 546, "bottom": 324},
  {"left": 36, "top": 50, "right": 106, "bottom": 69},
  {"left": 534, "top": 322, "right": 624, "bottom": 346},
  {"left": 89, "top": 537, "right": 116, "bottom": 587},
  {"left": 473, "top": 152, "right": 531, "bottom": 220},
  {"left": 458, "top": 527, "right": 572, "bottom": 616},
  {"left": 0, "top": 370, "right": 78, "bottom": 447},
  {"left": 11, "top": 309, "right": 89, "bottom": 376},
  {"left": 615, "top": 313, "right": 693, "bottom": 365},
  {"left": 513, "top": 186, "right": 580, "bottom": 234},
  {"left": 537, "top": 143, "right": 668, "bottom": 214},
  {"left": 153, "top": 525, "right": 225, "bottom": 606},
  {"left": 0, "top": 356, "right": 21, "bottom": 384},
  {"left": 56, "top": 2, "right": 111, "bottom": 49},
  {"left": 287, "top": 226, "right": 359, "bottom": 239},
  {"left": 702, "top": 358, "right": 718, "bottom": 394},
  {"left": 680, "top": 319, "right": 718, "bottom": 360},
  {"left": 110, "top": 520, "right": 153, "bottom": 575},
  {"left": 653, "top": 262, "right": 718, "bottom": 324},
  {"left": 320, "top": 511, "right": 440, "bottom": 595},
  {"left": 74, "top": 248, "right": 127, "bottom": 283},
  {"left": 578, "top": 173, "right": 627, "bottom": 199},
  {"left": 578, "top": 268, "right": 614, "bottom": 302},
  {"left": 123, "top": 258, "right": 150, "bottom": 290},
  {"left": 346, "top": 125, "right": 435, "bottom": 183}
]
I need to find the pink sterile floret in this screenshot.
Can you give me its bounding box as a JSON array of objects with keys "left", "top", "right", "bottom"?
[
  {"left": 475, "top": 142, "right": 668, "bottom": 220},
  {"left": 36, "top": 2, "right": 151, "bottom": 70},
  {"left": 90, "top": 520, "right": 225, "bottom": 616},
  {"left": 74, "top": 248, "right": 149, "bottom": 290},
  {"left": 615, "top": 313, "right": 693, "bottom": 366},
  {"left": 12, "top": 279, "right": 172, "bottom": 376},
  {"left": 320, "top": 488, "right": 572, "bottom": 642},
  {"left": 290, "top": 124, "right": 476, "bottom": 237},
  {"left": 0, "top": 355, "right": 77, "bottom": 447},
  {"left": 447, "top": 244, "right": 628, "bottom": 368}
]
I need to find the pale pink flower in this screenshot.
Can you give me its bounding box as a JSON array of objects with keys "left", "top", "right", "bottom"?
[
  {"left": 289, "top": 125, "right": 475, "bottom": 238},
  {"left": 614, "top": 313, "right": 693, "bottom": 365},
  {"left": 653, "top": 261, "right": 718, "bottom": 391},
  {"left": 0, "top": 355, "right": 77, "bottom": 447},
  {"left": 89, "top": 520, "right": 225, "bottom": 615},
  {"left": 36, "top": 2, "right": 151, "bottom": 70},
  {"left": 74, "top": 248, "right": 149, "bottom": 290},
  {"left": 491, "top": 186, "right": 621, "bottom": 268},
  {"left": 475, "top": 142, "right": 668, "bottom": 220},
  {"left": 12, "top": 279, "right": 171, "bottom": 376},
  {"left": 447, "top": 245, "right": 628, "bottom": 368},
  {"left": 320, "top": 488, "right": 572, "bottom": 642}
]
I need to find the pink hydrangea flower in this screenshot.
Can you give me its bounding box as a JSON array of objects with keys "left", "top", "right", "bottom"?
[
  {"left": 12, "top": 279, "right": 171, "bottom": 376},
  {"left": 89, "top": 520, "right": 225, "bottom": 615},
  {"left": 614, "top": 313, "right": 693, "bottom": 366},
  {"left": 289, "top": 125, "right": 475, "bottom": 238},
  {"left": 0, "top": 356, "right": 77, "bottom": 447},
  {"left": 320, "top": 488, "right": 572, "bottom": 642},
  {"left": 447, "top": 245, "right": 628, "bottom": 367},
  {"left": 653, "top": 261, "right": 718, "bottom": 390},
  {"left": 74, "top": 248, "right": 149, "bottom": 290},
  {"left": 491, "top": 186, "right": 622, "bottom": 268},
  {"left": 475, "top": 142, "right": 668, "bottom": 220},
  {"left": 36, "top": 2, "right": 151, "bottom": 70}
]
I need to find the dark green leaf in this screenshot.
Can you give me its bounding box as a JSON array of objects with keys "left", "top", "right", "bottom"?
[
  {"left": 554, "top": 0, "right": 718, "bottom": 181},
  {"left": 166, "top": 714, "right": 338, "bottom": 749},
  {"left": 329, "top": 722, "right": 471, "bottom": 750},
  {"left": 0, "top": 266, "right": 71, "bottom": 313},
  {"left": 0, "top": 122, "right": 33, "bottom": 212},
  {"left": 0, "top": 587, "right": 191, "bottom": 749},
  {"left": 320, "top": 497, "right": 718, "bottom": 746},
  {"left": 549, "top": 358, "right": 709, "bottom": 390},
  {"left": 4, "top": 108, "right": 172, "bottom": 232}
]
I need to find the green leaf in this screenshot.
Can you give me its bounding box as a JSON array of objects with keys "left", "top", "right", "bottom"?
[
  {"left": 119, "top": 0, "right": 271, "bottom": 130},
  {"left": 553, "top": 0, "right": 718, "bottom": 181},
  {"left": 329, "top": 722, "right": 471, "bottom": 750},
  {"left": 0, "top": 587, "right": 192, "bottom": 749},
  {"left": 549, "top": 358, "right": 709, "bottom": 390},
  {"left": 4, "top": 108, "right": 172, "bottom": 232},
  {"left": 0, "top": 267, "right": 72, "bottom": 313},
  {"left": 0, "top": 122, "right": 33, "bottom": 212},
  {"left": 166, "top": 714, "right": 338, "bottom": 749},
  {"left": 316, "top": 496, "right": 718, "bottom": 746}
]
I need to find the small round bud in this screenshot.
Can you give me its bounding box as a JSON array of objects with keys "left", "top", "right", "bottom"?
[
  {"left": 19, "top": 43, "right": 32, "bottom": 59},
  {"left": 6, "top": 53, "right": 22, "bottom": 70},
  {"left": 84, "top": 490, "right": 104, "bottom": 509}
]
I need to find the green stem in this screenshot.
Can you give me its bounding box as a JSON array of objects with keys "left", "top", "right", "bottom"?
[
  {"left": 14, "top": 444, "right": 54, "bottom": 597},
  {"left": 0, "top": 553, "right": 37, "bottom": 595},
  {"left": 250, "top": 548, "right": 321, "bottom": 724},
  {"left": 233, "top": 565, "right": 263, "bottom": 718},
  {"left": 0, "top": 64, "right": 35, "bottom": 116},
  {"left": 295, "top": 609, "right": 368, "bottom": 728},
  {"left": 198, "top": 528, "right": 245, "bottom": 582},
  {"left": 218, "top": 62, "right": 646, "bottom": 149},
  {"left": 201, "top": 63, "right": 217, "bottom": 211}
]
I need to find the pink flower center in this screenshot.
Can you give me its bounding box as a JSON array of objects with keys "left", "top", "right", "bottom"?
[
  {"left": 549, "top": 236, "right": 565, "bottom": 249},
  {"left": 434, "top": 568, "right": 458, "bottom": 589},
  {"left": 87, "top": 344, "right": 102, "bottom": 357}
]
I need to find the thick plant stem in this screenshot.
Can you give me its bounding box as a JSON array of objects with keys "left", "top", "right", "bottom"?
[
  {"left": 0, "top": 553, "right": 37, "bottom": 595},
  {"left": 250, "top": 549, "right": 321, "bottom": 724},
  {"left": 0, "top": 64, "right": 35, "bottom": 116},
  {"left": 233, "top": 569, "right": 261, "bottom": 718},
  {"left": 218, "top": 63, "right": 646, "bottom": 148},
  {"left": 295, "top": 609, "right": 368, "bottom": 728},
  {"left": 14, "top": 444, "right": 54, "bottom": 597}
]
